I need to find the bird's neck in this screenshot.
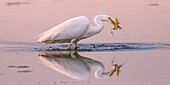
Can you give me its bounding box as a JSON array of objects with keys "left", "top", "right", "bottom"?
[
  {"left": 94, "top": 65, "right": 111, "bottom": 79},
  {"left": 93, "top": 17, "right": 104, "bottom": 34}
]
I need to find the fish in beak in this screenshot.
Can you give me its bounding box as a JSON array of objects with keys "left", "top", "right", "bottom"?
[
  {"left": 109, "top": 64, "right": 122, "bottom": 77},
  {"left": 108, "top": 17, "right": 122, "bottom": 30}
]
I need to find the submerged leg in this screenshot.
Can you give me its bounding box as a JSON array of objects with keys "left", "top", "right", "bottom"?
[
  {"left": 67, "top": 43, "right": 72, "bottom": 49},
  {"left": 73, "top": 42, "right": 77, "bottom": 49},
  {"left": 68, "top": 39, "right": 76, "bottom": 49}
]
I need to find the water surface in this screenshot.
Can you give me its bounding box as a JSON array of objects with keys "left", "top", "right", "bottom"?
[{"left": 0, "top": 41, "right": 170, "bottom": 85}]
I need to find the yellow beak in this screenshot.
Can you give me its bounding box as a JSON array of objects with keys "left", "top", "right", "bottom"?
[{"left": 108, "top": 17, "right": 122, "bottom": 30}]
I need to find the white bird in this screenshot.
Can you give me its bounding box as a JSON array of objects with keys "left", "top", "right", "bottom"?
[
  {"left": 38, "top": 15, "right": 122, "bottom": 49},
  {"left": 38, "top": 51, "right": 116, "bottom": 80}
]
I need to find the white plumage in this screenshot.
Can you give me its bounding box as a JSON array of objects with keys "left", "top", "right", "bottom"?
[{"left": 38, "top": 15, "right": 121, "bottom": 49}]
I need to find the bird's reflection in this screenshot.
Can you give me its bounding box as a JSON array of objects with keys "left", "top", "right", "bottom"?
[{"left": 38, "top": 51, "right": 121, "bottom": 80}]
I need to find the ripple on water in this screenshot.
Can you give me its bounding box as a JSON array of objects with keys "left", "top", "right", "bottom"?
[{"left": 0, "top": 41, "right": 169, "bottom": 52}]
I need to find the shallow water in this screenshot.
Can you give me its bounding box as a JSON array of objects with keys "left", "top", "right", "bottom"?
[
  {"left": 0, "top": 0, "right": 170, "bottom": 85},
  {"left": 0, "top": 41, "right": 170, "bottom": 85},
  {"left": 0, "top": 41, "right": 170, "bottom": 51}
]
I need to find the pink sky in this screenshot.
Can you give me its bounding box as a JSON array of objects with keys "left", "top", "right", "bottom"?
[{"left": 0, "top": 0, "right": 170, "bottom": 43}]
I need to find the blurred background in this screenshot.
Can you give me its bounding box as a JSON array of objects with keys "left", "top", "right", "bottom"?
[{"left": 0, "top": 0, "right": 170, "bottom": 43}]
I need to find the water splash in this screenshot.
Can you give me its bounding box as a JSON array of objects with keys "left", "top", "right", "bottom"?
[{"left": 0, "top": 41, "right": 169, "bottom": 52}]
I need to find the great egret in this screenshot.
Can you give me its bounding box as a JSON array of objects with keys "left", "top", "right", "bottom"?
[
  {"left": 38, "top": 15, "right": 122, "bottom": 49},
  {"left": 38, "top": 51, "right": 116, "bottom": 80}
]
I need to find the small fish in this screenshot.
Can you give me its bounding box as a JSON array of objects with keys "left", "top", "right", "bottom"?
[
  {"left": 109, "top": 64, "right": 122, "bottom": 77},
  {"left": 115, "top": 64, "right": 119, "bottom": 76},
  {"left": 113, "top": 18, "right": 122, "bottom": 30},
  {"left": 109, "top": 64, "right": 120, "bottom": 76}
]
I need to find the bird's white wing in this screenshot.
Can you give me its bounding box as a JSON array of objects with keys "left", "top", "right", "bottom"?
[{"left": 38, "top": 16, "right": 89, "bottom": 43}]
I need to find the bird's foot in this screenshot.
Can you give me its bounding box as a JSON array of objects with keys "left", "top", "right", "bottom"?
[{"left": 73, "top": 46, "right": 78, "bottom": 50}]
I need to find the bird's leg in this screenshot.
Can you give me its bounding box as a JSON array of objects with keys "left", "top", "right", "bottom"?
[
  {"left": 73, "top": 42, "right": 77, "bottom": 49},
  {"left": 68, "top": 39, "right": 76, "bottom": 49},
  {"left": 67, "top": 43, "right": 72, "bottom": 49}
]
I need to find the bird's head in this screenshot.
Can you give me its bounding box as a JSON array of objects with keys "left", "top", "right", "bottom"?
[{"left": 108, "top": 17, "right": 122, "bottom": 30}]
